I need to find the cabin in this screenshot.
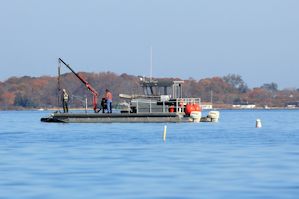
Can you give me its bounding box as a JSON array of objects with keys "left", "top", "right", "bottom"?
[{"left": 119, "top": 77, "right": 200, "bottom": 114}]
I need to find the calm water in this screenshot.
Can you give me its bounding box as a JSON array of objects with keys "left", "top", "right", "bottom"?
[{"left": 0, "top": 110, "right": 299, "bottom": 199}]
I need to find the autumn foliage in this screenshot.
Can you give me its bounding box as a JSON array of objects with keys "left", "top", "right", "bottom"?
[{"left": 0, "top": 73, "right": 298, "bottom": 109}]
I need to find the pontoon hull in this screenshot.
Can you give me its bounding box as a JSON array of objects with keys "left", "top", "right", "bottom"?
[{"left": 41, "top": 113, "right": 187, "bottom": 123}]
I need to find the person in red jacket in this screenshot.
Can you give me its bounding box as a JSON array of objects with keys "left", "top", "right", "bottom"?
[{"left": 105, "top": 89, "right": 113, "bottom": 113}]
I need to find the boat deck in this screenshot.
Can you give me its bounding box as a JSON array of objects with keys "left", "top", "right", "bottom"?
[{"left": 41, "top": 112, "right": 187, "bottom": 123}]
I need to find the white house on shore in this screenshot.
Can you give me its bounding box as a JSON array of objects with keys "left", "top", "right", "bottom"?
[
  {"left": 201, "top": 102, "right": 213, "bottom": 110},
  {"left": 232, "top": 103, "right": 256, "bottom": 109}
]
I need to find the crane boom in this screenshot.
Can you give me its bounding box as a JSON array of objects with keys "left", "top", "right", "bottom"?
[{"left": 58, "top": 58, "right": 99, "bottom": 112}]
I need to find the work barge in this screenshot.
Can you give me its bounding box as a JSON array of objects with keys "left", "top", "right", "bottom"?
[{"left": 41, "top": 58, "right": 220, "bottom": 123}]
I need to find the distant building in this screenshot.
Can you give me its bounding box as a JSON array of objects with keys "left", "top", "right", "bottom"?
[
  {"left": 232, "top": 102, "right": 256, "bottom": 109},
  {"left": 201, "top": 102, "right": 213, "bottom": 110},
  {"left": 285, "top": 102, "right": 299, "bottom": 108}
]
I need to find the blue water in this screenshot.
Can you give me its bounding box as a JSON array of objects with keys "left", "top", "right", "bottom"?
[{"left": 0, "top": 110, "right": 299, "bottom": 199}]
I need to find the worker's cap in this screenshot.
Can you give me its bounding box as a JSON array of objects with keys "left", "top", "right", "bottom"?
[{"left": 63, "top": 89, "right": 66, "bottom": 92}]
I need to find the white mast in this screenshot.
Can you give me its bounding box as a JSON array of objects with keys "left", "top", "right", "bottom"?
[{"left": 150, "top": 46, "right": 153, "bottom": 81}]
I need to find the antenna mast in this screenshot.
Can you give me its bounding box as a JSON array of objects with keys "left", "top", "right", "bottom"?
[{"left": 150, "top": 46, "right": 153, "bottom": 81}]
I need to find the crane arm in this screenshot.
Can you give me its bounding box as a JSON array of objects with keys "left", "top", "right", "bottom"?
[{"left": 58, "top": 58, "right": 99, "bottom": 112}]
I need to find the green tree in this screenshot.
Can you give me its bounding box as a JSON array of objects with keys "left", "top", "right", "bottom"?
[
  {"left": 261, "top": 82, "right": 278, "bottom": 92},
  {"left": 14, "top": 92, "right": 36, "bottom": 107},
  {"left": 223, "top": 74, "right": 248, "bottom": 93}
]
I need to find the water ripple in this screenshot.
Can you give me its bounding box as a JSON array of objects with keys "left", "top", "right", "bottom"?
[{"left": 1, "top": 110, "right": 299, "bottom": 198}]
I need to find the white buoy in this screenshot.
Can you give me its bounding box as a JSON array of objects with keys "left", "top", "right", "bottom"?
[
  {"left": 163, "top": 125, "right": 167, "bottom": 142},
  {"left": 256, "top": 119, "right": 262, "bottom": 128}
]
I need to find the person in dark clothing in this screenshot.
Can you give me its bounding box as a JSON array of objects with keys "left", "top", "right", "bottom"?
[
  {"left": 100, "top": 97, "right": 107, "bottom": 113},
  {"left": 61, "top": 89, "right": 69, "bottom": 113}
]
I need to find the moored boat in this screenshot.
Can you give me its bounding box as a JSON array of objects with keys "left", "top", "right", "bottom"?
[{"left": 41, "top": 59, "right": 220, "bottom": 123}]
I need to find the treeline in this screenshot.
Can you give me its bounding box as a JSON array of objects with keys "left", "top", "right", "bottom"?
[{"left": 0, "top": 72, "right": 298, "bottom": 109}]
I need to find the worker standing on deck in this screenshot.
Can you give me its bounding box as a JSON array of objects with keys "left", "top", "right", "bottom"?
[
  {"left": 61, "top": 89, "right": 69, "bottom": 113},
  {"left": 105, "top": 89, "right": 113, "bottom": 113}
]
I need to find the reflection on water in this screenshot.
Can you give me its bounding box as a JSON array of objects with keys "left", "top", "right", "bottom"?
[{"left": 0, "top": 110, "right": 299, "bottom": 198}]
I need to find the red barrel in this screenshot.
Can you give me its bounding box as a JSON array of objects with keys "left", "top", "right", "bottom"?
[
  {"left": 169, "top": 105, "right": 175, "bottom": 113},
  {"left": 185, "top": 103, "right": 195, "bottom": 115}
]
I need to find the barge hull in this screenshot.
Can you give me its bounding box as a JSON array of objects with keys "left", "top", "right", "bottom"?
[{"left": 41, "top": 113, "right": 186, "bottom": 123}]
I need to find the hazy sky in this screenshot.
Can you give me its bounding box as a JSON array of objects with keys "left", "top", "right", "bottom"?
[{"left": 0, "top": 0, "right": 298, "bottom": 88}]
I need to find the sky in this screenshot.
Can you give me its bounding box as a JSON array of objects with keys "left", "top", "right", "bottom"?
[{"left": 0, "top": 0, "right": 298, "bottom": 89}]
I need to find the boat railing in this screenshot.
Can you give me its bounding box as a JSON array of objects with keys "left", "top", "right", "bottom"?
[
  {"left": 175, "top": 98, "right": 201, "bottom": 113},
  {"left": 133, "top": 99, "right": 157, "bottom": 114},
  {"left": 132, "top": 97, "right": 201, "bottom": 114}
]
